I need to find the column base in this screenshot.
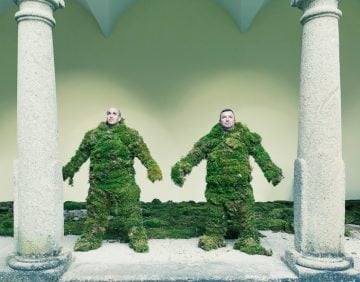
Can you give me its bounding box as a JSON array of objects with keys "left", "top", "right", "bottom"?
[
  {"left": 284, "top": 248, "right": 359, "bottom": 280},
  {"left": 2, "top": 248, "right": 72, "bottom": 282}
]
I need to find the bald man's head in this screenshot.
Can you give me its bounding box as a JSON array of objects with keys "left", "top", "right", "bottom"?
[{"left": 106, "top": 107, "right": 121, "bottom": 125}]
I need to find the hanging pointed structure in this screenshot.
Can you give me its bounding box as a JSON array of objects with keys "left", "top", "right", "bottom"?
[
  {"left": 1, "top": 0, "right": 272, "bottom": 36},
  {"left": 77, "top": 0, "right": 136, "bottom": 37},
  {"left": 216, "top": 0, "right": 271, "bottom": 32}
]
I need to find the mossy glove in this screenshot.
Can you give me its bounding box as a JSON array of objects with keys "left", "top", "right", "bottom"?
[
  {"left": 171, "top": 161, "right": 192, "bottom": 187},
  {"left": 263, "top": 165, "right": 283, "bottom": 187},
  {"left": 271, "top": 174, "right": 284, "bottom": 186},
  {"left": 62, "top": 166, "right": 74, "bottom": 186},
  {"left": 171, "top": 163, "right": 184, "bottom": 187},
  {"left": 147, "top": 165, "right": 162, "bottom": 182},
  {"left": 270, "top": 170, "right": 283, "bottom": 186}
]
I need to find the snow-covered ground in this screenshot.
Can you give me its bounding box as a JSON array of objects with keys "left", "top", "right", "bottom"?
[{"left": 1, "top": 229, "right": 360, "bottom": 281}]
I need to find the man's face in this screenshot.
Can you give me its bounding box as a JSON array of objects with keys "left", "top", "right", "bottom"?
[
  {"left": 106, "top": 107, "right": 121, "bottom": 125},
  {"left": 220, "top": 110, "right": 235, "bottom": 130}
]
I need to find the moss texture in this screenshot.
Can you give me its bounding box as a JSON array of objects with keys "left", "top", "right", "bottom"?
[
  {"left": 63, "top": 121, "right": 162, "bottom": 252},
  {"left": 345, "top": 200, "right": 360, "bottom": 225},
  {"left": 63, "top": 121, "right": 162, "bottom": 188},
  {"left": 233, "top": 237, "right": 272, "bottom": 256},
  {"left": 198, "top": 235, "right": 226, "bottom": 251},
  {"left": 171, "top": 123, "right": 283, "bottom": 254},
  {"left": 1, "top": 200, "right": 360, "bottom": 239}
]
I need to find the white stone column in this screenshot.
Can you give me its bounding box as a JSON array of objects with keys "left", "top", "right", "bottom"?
[
  {"left": 285, "top": 0, "right": 354, "bottom": 277},
  {"left": 7, "top": 0, "right": 71, "bottom": 275}
]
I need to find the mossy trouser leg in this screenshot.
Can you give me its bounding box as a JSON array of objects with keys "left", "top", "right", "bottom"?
[
  {"left": 75, "top": 187, "right": 110, "bottom": 251},
  {"left": 226, "top": 185, "right": 258, "bottom": 241},
  {"left": 114, "top": 183, "right": 148, "bottom": 252},
  {"left": 198, "top": 189, "right": 227, "bottom": 251},
  {"left": 204, "top": 201, "right": 227, "bottom": 237},
  {"left": 230, "top": 185, "right": 271, "bottom": 255}
]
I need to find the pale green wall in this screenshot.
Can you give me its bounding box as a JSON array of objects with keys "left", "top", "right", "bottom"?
[{"left": 0, "top": 0, "right": 359, "bottom": 202}]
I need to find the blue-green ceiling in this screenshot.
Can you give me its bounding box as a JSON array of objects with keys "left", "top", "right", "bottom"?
[{"left": 1, "top": 0, "right": 271, "bottom": 37}]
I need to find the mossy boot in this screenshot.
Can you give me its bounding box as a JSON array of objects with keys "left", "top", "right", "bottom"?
[
  {"left": 74, "top": 236, "right": 102, "bottom": 252},
  {"left": 198, "top": 235, "right": 226, "bottom": 251},
  {"left": 128, "top": 227, "right": 149, "bottom": 253},
  {"left": 233, "top": 237, "right": 272, "bottom": 256}
]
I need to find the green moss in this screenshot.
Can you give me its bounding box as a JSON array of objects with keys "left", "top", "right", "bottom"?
[
  {"left": 266, "top": 219, "right": 288, "bottom": 232},
  {"left": 64, "top": 201, "right": 86, "bottom": 210},
  {"left": 62, "top": 121, "right": 162, "bottom": 251},
  {"left": 128, "top": 226, "right": 149, "bottom": 252},
  {"left": 63, "top": 121, "right": 162, "bottom": 189},
  {"left": 141, "top": 200, "right": 206, "bottom": 239},
  {"left": 255, "top": 202, "right": 294, "bottom": 233},
  {"left": 171, "top": 122, "right": 283, "bottom": 253},
  {"left": 345, "top": 227, "right": 351, "bottom": 237},
  {"left": 2, "top": 200, "right": 360, "bottom": 240},
  {"left": 64, "top": 218, "right": 85, "bottom": 235},
  {"left": 198, "top": 235, "right": 226, "bottom": 251},
  {"left": 0, "top": 214, "right": 13, "bottom": 236},
  {"left": 233, "top": 237, "right": 272, "bottom": 256},
  {"left": 345, "top": 200, "right": 360, "bottom": 225},
  {"left": 74, "top": 236, "right": 102, "bottom": 252},
  {"left": 144, "top": 218, "right": 167, "bottom": 228}
]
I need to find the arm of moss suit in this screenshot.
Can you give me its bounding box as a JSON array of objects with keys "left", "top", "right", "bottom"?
[
  {"left": 248, "top": 132, "right": 283, "bottom": 186},
  {"left": 128, "top": 130, "right": 162, "bottom": 182},
  {"left": 171, "top": 135, "right": 211, "bottom": 187},
  {"left": 62, "top": 132, "right": 92, "bottom": 186}
]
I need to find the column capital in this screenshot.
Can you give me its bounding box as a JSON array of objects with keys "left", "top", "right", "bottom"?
[
  {"left": 14, "top": 0, "right": 65, "bottom": 28},
  {"left": 14, "top": 0, "right": 65, "bottom": 11},
  {"left": 291, "top": 0, "right": 341, "bottom": 25}
]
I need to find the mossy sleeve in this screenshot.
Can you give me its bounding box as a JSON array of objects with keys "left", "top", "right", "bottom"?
[
  {"left": 171, "top": 134, "right": 211, "bottom": 187},
  {"left": 62, "top": 131, "right": 92, "bottom": 186},
  {"left": 248, "top": 132, "right": 283, "bottom": 186},
  {"left": 127, "top": 129, "right": 162, "bottom": 182}
]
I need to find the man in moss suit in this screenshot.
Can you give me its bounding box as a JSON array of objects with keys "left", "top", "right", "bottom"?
[
  {"left": 63, "top": 107, "right": 162, "bottom": 252},
  {"left": 171, "top": 109, "right": 283, "bottom": 255}
]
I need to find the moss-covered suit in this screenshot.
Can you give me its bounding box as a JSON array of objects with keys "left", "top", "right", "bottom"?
[
  {"left": 63, "top": 121, "right": 162, "bottom": 252},
  {"left": 171, "top": 122, "right": 283, "bottom": 255}
]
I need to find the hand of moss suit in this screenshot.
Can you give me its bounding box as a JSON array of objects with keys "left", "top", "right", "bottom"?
[
  {"left": 171, "top": 164, "right": 184, "bottom": 187},
  {"left": 147, "top": 166, "right": 163, "bottom": 182},
  {"left": 62, "top": 166, "right": 74, "bottom": 186},
  {"left": 171, "top": 161, "right": 192, "bottom": 187},
  {"left": 271, "top": 171, "right": 284, "bottom": 186}
]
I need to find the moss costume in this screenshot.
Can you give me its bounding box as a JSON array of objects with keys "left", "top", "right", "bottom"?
[
  {"left": 63, "top": 121, "right": 162, "bottom": 252},
  {"left": 171, "top": 122, "right": 282, "bottom": 255}
]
